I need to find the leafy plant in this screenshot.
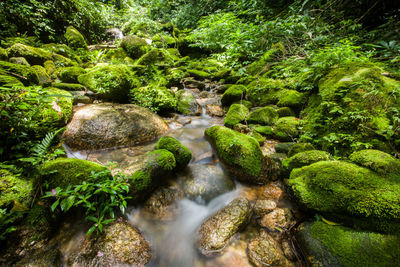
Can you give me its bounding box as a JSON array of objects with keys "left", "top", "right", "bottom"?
[{"left": 0, "top": 208, "right": 24, "bottom": 240}]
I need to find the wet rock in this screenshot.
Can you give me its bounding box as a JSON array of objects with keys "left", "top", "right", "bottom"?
[
  {"left": 156, "top": 136, "right": 192, "bottom": 170},
  {"left": 253, "top": 199, "right": 277, "bottom": 217},
  {"left": 64, "top": 103, "right": 169, "bottom": 150},
  {"left": 259, "top": 208, "right": 293, "bottom": 231},
  {"left": 183, "top": 78, "right": 206, "bottom": 90},
  {"left": 206, "top": 104, "right": 224, "bottom": 117},
  {"left": 198, "top": 91, "right": 210, "bottom": 98},
  {"left": 180, "top": 164, "right": 235, "bottom": 203},
  {"left": 260, "top": 182, "right": 285, "bottom": 200},
  {"left": 176, "top": 90, "right": 201, "bottom": 115},
  {"left": 196, "top": 197, "right": 251, "bottom": 256},
  {"left": 176, "top": 116, "right": 192, "bottom": 125},
  {"left": 247, "top": 231, "right": 293, "bottom": 267},
  {"left": 281, "top": 239, "right": 297, "bottom": 261},
  {"left": 206, "top": 240, "right": 252, "bottom": 267}
]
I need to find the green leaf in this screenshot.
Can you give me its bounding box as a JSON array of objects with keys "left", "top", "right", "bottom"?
[
  {"left": 86, "top": 225, "right": 97, "bottom": 236},
  {"left": 51, "top": 199, "right": 60, "bottom": 212}
]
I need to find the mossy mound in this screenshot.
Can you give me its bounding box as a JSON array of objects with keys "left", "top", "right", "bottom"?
[
  {"left": 31, "top": 65, "right": 51, "bottom": 86},
  {"left": 297, "top": 221, "right": 400, "bottom": 267},
  {"left": 136, "top": 48, "right": 165, "bottom": 65},
  {"left": 51, "top": 82, "right": 86, "bottom": 91},
  {"left": 274, "top": 142, "right": 296, "bottom": 154},
  {"left": 224, "top": 104, "right": 249, "bottom": 128},
  {"left": 0, "top": 60, "right": 39, "bottom": 85},
  {"left": 41, "top": 43, "right": 81, "bottom": 63},
  {"left": 282, "top": 150, "right": 332, "bottom": 174},
  {"left": 78, "top": 64, "right": 137, "bottom": 102},
  {"left": 120, "top": 36, "right": 149, "bottom": 59},
  {"left": 9, "top": 57, "right": 30, "bottom": 66},
  {"left": 156, "top": 136, "right": 192, "bottom": 170},
  {"left": 0, "top": 48, "right": 8, "bottom": 60},
  {"left": 130, "top": 85, "right": 177, "bottom": 112},
  {"left": 273, "top": 116, "right": 301, "bottom": 141},
  {"left": 288, "top": 143, "right": 315, "bottom": 157},
  {"left": 221, "top": 85, "right": 246, "bottom": 106},
  {"left": 0, "top": 74, "right": 24, "bottom": 87},
  {"left": 0, "top": 169, "right": 32, "bottom": 210},
  {"left": 39, "top": 158, "right": 109, "bottom": 190},
  {"left": 187, "top": 69, "right": 212, "bottom": 80},
  {"left": 277, "top": 107, "right": 295, "bottom": 117},
  {"left": 247, "top": 106, "right": 278, "bottom": 126},
  {"left": 288, "top": 160, "right": 400, "bottom": 233},
  {"left": 205, "top": 126, "right": 268, "bottom": 184},
  {"left": 277, "top": 89, "right": 307, "bottom": 110},
  {"left": 246, "top": 78, "right": 285, "bottom": 106},
  {"left": 65, "top": 26, "right": 87, "bottom": 50},
  {"left": 152, "top": 34, "right": 176, "bottom": 48},
  {"left": 253, "top": 125, "right": 274, "bottom": 137},
  {"left": 59, "top": 67, "right": 86, "bottom": 83},
  {"left": 7, "top": 43, "right": 52, "bottom": 65},
  {"left": 175, "top": 90, "right": 198, "bottom": 115},
  {"left": 44, "top": 60, "right": 57, "bottom": 76}
]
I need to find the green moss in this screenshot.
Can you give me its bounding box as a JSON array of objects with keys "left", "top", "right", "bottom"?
[
  {"left": 152, "top": 34, "right": 176, "bottom": 47},
  {"left": 221, "top": 85, "right": 246, "bottom": 106},
  {"left": 277, "top": 89, "right": 308, "bottom": 109},
  {"left": 104, "top": 48, "right": 129, "bottom": 61},
  {"left": 136, "top": 48, "right": 163, "bottom": 65},
  {"left": 2, "top": 36, "right": 40, "bottom": 48},
  {"left": 120, "top": 36, "right": 149, "bottom": 59},
  {"left": 187, "top": 69, "right": 211, "bottom": 80},
  {"left": 288, "top": 161, "right": 400, "bottom": 233},
  {"left": 9, "top": 57, "right": 30, "bottom": 66},
  {"left": 39, "top": 158, "right": 109, "bottom": 190},
  {"left": 131, "top": 85, "right": 177, "bottom": 112},
  {"left": 59, "top": 67, "right": 86, "bottom": 83},
  {"left": 0, "top": 169, "right": 32, "bottom": 210},
  {"left": 224, "top": 104, "right": 249, "bottom": 128},
  {"left": 78, "top": 64, "right": 136, "bottom": 102},
  {"left": 299, "top": 221, "right": 400, "bottom": 267},
  {"left": 205, "top": 126, "right": 264, "bottom": 182},
  {"left": 156, "top": 136, "right": 192, "bottom": 170},
  {"left": 253, "top": 125, "right": 274, "bottom": 137},
  {"left": 273, "top": 116, "right": 301, "bottom": 141},
  {"left": 31, "top": 65, "right": 51, "bottom": 86},
  {"left": 65, "top": 26, "right": 87, "bottom": 50},
  {"left": 246, "top": 78, "right": 285, "bottom": 106},
  {"left": 52, "top": 53, "right": 74, "bottom": 67},
  {"left": 349, "top": 149, "right": 400, "bottom": 179},
  {"left": 282, "top": 150, "right": 332, "bottom": 173},
  {"left": 288, "top": 143, "right": 315, "bottom": 157},
  {"left": 276, "top": 106, "right": 295, "bottom": 117},
  {"left": 0, "top": 60, "right": 39, "bottom": 85},
  {"left": 7, "top": 43, "right": 52, "bottom": 65},
  {"left": 248, "top": 130, "right": 266, "bottom": 145},
  {"left": 51, "top": 82, "right": 86, "bottom": 91},
  {"left": 246, "top": 43, "right": 285, "bottom": 75},
  {"left": 0, "top": 74, "right": 23, "bottom": 87},
  {"left": 166, "top": 68, "right": 185, "bottom": 87},
  {"left": 175, "top": 90, "right": 196, "bottom": 114},
  {"left": 247, "top": 106, "right": 278, "bottom": 125},
  {"left": 232, "top": 100, "right": 252, "bottom": 109},
  {"left": 274, "top": 142, "right": 296, "bottom": 153},
  {"left": 41, "top": 43, "right": 81, "bottom": 63},
  {"left": 44, "top": 60, "right": 56, "bottom": 76},
  {"left": 0, "top": 47, "right": 8, "bottom": 60}
]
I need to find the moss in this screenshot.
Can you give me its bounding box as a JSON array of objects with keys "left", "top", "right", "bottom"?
[
  {"left": 276, "top": 106, "right": 295, "bottom": 117},
  {"left": 277, "top": 89, "right": 307, "bottom": 109},
  {"left": 1, "top": 36, "right": 40, "bottom": 48},
  {"left": 9, "top": 57, "right": 30, "bottom": 66},
  {"left": 246, "top": 43, "right": 285, "bottom": 75},
  {"left": 205, "top": 126, "right": 264, "bottom": 183},
  {"left": 104, "top": 48, "right": 129, "bottom": 61},
  {"left": 248, "top": 130, "right": 266, "bottom": 145},
  {"left": 44, "top": 60, "right": 57, "bottom": 76},
  {"left": 41, "top": 43, "right": 81, "bottom": 63},
  {"left": 288, "top": 161, "right": 400, "bottom": 233},
  {"left": 175, "top": 90, "right": 196, "bottom": 114},
  {"left": 288, "top": 143, "right": 315, "bottom": 157},
  {"left": 51, "top": 82, "right": 86, "bottom": 91},
  {"left": 166, "top": 68, "right": 185, "bottom": 87},
  {"left": 131, "top": 85, "right": 177, "bottom": 112},
  {"left": 39, "top": 158, "right": 109, "bottom": 190},
  {"left": 253, "top": 125, "right": 274, "bottom": 137},
  {"left": 78, "top": 64, "right": 136, "bottom": 102},
  {"left": 232, "top": 100, "right": 252, "bottom": 109},
  {"left": 247, "top": 106, "right": 278, "bottom": 126},
  {"left": 221, "top": 85, "right": 246, "bottom": 106},
  {"left": 298, "top": 221, "right": 400, "bottom": 267},
  {"left": 0, "top": 169, "right": 32, "bottom": 210},
  {"left": 31, "top": 65, "right": 51, "bottom": 86},
  {"left": 274, "top": 142, "right": 296, "bottom": 154},
  {"left": 0, "top": 74, "right": 24, "bottom": 87},
  {"left": 136, "top": 48, "right": 163, "bottom": 65},
  {"left": 273, "top": 116, "right": 301, "bottom": 141},
  {"left": 0, "top": 47, "right": 8, "bottom": 60},
  {"left": 282, "top": 150, "right": 332, "bottom": 173},
  {"left": 7, "top": 43, "right": 52, "bottom": 65},
  {"left": 0, "top": 60, "right": 39, "bottom": 85},
  {"left": 120, "top": 36, "right": 149, "bottom": 59},
  {"left": 152, "top": 34, "right": 176, "bottom": 47},
  {"left": 246, "top": 78, "right": 285, "bottom": 106},
  {"left": 224, "top": 104, "right": 249, "bottom": 128},
  {"left": 156, "top": 136, "right": 192, "bottom": 170},
  {"left": 52, "top": 53, "right": 74, "bottom": 67},
  {"left": 349, "top": 149, "right": 400, "bottom": 179},
  {"left": 187, "top": 69, "right": 212, "bottom": 80},
  {"left": 65, "top": 26, "right": 87, "bottom": 50},
  {"left": 59, "top": 67, "right": 86, "bottom": 83}
]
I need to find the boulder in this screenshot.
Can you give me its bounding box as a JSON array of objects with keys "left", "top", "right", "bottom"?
[
  {"left": 224, "top": 104, "right": 249, "bottom": 128},
  {"left": 7, "top": 43, "right": 52, "bottom": 65},
  {"left": 119, "top": 35, "right": 149, "bottom": 59},
  {"left": 31, "top": 65, "right": 51, "bottom": 86},
  {"left": 0, "top": 169, "right": 32, "bottom": 210},
  {"left": 221, "top": 85, "right": 246, "bottom": 106},
  {"left": 206, "top": 104, "right": 224, "bottom": 117},
  {"left": 247, "top": 106, "right": 278, "bottom": 125},
  {"left": 259, "top": 208, "right": 293, "bottom": 230},
  {"left": 9, "top": 57, "right": 30, "bottom": 66},
  {"left": 175, "top": 90, "right": 201, "bottom": 115},
  {"left": 59, "top": 67, "right": 86, "bottom": 83},
  {"left": 0, "top": 60, "right": 39, "bottom": 85},
  {"left": 156, "top": 136, "right": 192, "bottom": 170},
  {"left": 196, "top": 197, "right": 251, "bottom": 256},
  {"left": 287, "top": 143, "right": 315, "bottom": 157},
  {"left": 273, "top": 117, "right": 301, "bottom": 141},
  {"left": 349, "top": 149, "right": 400, "bottom": 177},
  {"left": 65, "top": 26, "right": 87, "bottom": 50},
  {"left": 282, "top": 150, "right": 332, "bottom": 174},
  {"left": 253, "top": 199, "right": 277, "bottom": 217},
  {"left": 64, "top": 103, "right": 169, "bottom": 150}
]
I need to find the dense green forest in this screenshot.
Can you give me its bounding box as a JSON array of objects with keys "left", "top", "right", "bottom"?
[{"left": 1, "top": 0, "right": 400, "bottom": 266}]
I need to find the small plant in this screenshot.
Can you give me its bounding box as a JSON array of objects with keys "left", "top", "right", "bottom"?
[
  {"left": 0, "top": 208, "right": 24, "bottom": 240},
  {"left": 44, "top": 169, "right": 131, "bottom": 235}
]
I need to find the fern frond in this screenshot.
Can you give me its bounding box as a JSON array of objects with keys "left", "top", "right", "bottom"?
[{"left": 32, "top": 128, "right": 64, "bottom": 158}]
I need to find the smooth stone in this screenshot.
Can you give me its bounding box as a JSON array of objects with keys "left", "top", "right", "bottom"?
[
  {"left": 259, "top": 208, "right": 293, "bottom": 231},
  {"left": 253, "top": 199, "right": 277, "bottom": 217}
]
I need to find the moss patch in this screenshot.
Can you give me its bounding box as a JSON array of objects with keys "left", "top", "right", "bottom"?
[
  {"left": 224, "top": 104, "right": 249, "bottom": 128},
  {"left": 120, "top": 36, "right": 149, "bottom": 59},
  {"left": 0, "top": 60, "right": 39, "bottom": 85},
  {"left": 247, "top": 106, "right": 278, "bottom": 125},
  {"left": 221, "top": 85, "right": 246, "bottom": 106},
  {"left": 282, "top": 150, "right": 332, "bottom": 173},
  {"left": 156, "top": 136, "right": 192, "bottom": 170},
  {"left": 0, "top": 170, "right": 32, "bottom": 210},
  {"left": 65, "top": 26, "right": 87, "bottom": 50},
  {"left": 273, "top": 116, "right": 301, "bottom": 141},
  {"left": 59, "top": 67, "right": 86, "bottom": 83},
  {"left": 288, "top": 143, "right": 315, "bottom": 157},
  {"left": 7, "top": 43, "right": 52, "bottom": 65}
]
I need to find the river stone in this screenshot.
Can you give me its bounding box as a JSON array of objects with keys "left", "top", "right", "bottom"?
[
  {"left": 253, "top": 199, "right": 277, "bottom": 217},
  {"left": 64, "top": 103, "right": 169, "bottom": 150},
  {"left": 180, "top": 164, "right": 236, "bottom": 204},
  {"left": 196, "top": 197, "right": 252, "bottom": 256},
  {"left": 206, "top": 104, "right": 224, "bottom": 117},
  {"left": 247, "top": 231, "right": 293, "bottom": 267},
  {"left": 259, "top": 208, "right": 293, "bottom": 231}
]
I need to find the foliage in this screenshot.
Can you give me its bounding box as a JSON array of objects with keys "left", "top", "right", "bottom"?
[
  {"left": 0, "top": 208, "right": 24, "bottom": 240},
  {"left": 45, "top": 169, "right": 131, "bottom": 235}
]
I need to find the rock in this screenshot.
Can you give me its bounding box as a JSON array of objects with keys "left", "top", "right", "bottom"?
[
  {"left": 287, "top": 143, "right": 315, "bottom": 157},
  {"left": 120, "top": 35, "right": 149, "bottom": 59},
  {"left": 156, "top": 136, "right": 192, "bottom": 170},
  {"left": 247, "top": 231, "right": 293, "bottom": 267},
  {"left": 282, "top": 150, "right": 332, "bottom": 174},
  {"left": 187, "top": 69, "right": 212, "bottom": 80},
  {"left": 175, "top": 90, "right": 201, "bottom": 115},
  {"left": 7, "top": 43, "right": 52, "bottom": 65},
  {"left": 198, "top": 91, "right": 210, "bottom": 98},
  {"left": 224, "top": 104, "right": 249, "bottom": 128},
  {"left": 253, "top": 125, "right": 273, "bottom": 137},
  {"left": 247, "top": 107, "right": 278, "bottom": 126},
  {"left": 9, "top": 57, "right": 30, "bottom": 66},
  {"left": 273, "top": 117, "right": 301, "bottom": 141},
  {"left": 65, "top": 26, "right": 87, "bottom": 50},
  {"left": 176, "top": 116, "right": 192, "bottom": 125},
  {"left": 268, "top": 152, "right": 286, "bottom": 180},
  {"left": 253, "top": 199, "right": 277, "bottom": 217},
  {"left": 206, "top": 240, "right": 252, "bottom": 267},
  {"left": 205, "top": 126, "right": 270, "bottom": 184},
  {"left": 246, "top": 78, "right": 285, "bottom": 106},
  {"left": 281, "top": 239, "right": 297, "bottom": 261},
  {"left": 196, "top": 197, "right": 251, "bottom": 256},
  {"left": 274, "top": 142, "right": 296, "bottom": 154},
  {"left": 206, "top": 104, "right": 224, "bottom": 117},
  {"left": 0, "top": 169, "right": 32, "bottom": 210},
  {"left": 64, "top": 103, "right": 169, "bottom": 150},
  {"left": 221, "top": 85, "right": 246, "bottom": 106},
  {"left": 287, "top": 160, "right": 400, "bottom": 233},
  {"left": 277, "top": 89, "right": 308, "bottom": 110},
  {"left": 73, "top": 95, "right": 92, "bottom": 105},
  {"left": 349, "top": 149, "right": 400, "bottom": 176},
  {"left": 31, "top": 65, "right": 51, "bottom": 86},
  {"left": 51, "top": 82, "right": 86, "bottom": 91},
  {"left": 259, "top": 182, "right": 285, "bottom": 200},
  {"left": 0, "top": 60, "right": 39, "bottom": 85},
  {"left": 180, "top": 164, "right": 235, "bottom": 204},
  {"left": 259, "top": 208, "right": 293, "bottom": 230},
  {"left": 131, "top": 85, "right": 177, "bottom": 112},
  {"left": 297, "top": 221, "right": 400, "bottom": 267},
  {"left": 59, "top": 67, "right": 86, "bottom": 83},
  {"left": 276, "top": 107, "right": 295, "bottom": 117}
]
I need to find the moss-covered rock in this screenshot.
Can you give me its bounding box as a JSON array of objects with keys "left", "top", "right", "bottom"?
[
  {"left": 205, "top": 126, "right": 269, "bottom": 184},
  {"left": 187, "top": 69, "right": 212, "bottom": 80},
  {"left": 0, "top": 60, "right": 39, "bottom": 85},
  {"left": 277, "top": 89, "right": 307, "bottom": 110},
  {"left": 7, "top": 43, "right": 52, "bottom": 65},
  {"left": 246, "top": 43, "right": 285, "bottom": 75},
  {"left": 287, "top": 161, "right": 400, "bottom": 233},
  {"left": 120, "top": 36, "right": 149, "bottom": 59},
  {"left": 221, "top": 85, "right": 246, "bottom": 106},
  {"left": 78, "top": 64, "right": 137, "bottom": 102},
  {"left": 287, "top": 143, "right": 315, "bottom": 157},
  {"left": 41, "top": 43, "right": 81, "bottom": 63},
  {"left": 175, "top": 90, "right": 200, "bottom": 115},
  {"left": 248, "top": 130, "right": 266, "bottom": 145},
  {"left": 39, "top": 158, "right": 109, "bottom": 190},
  {"left": 131, "top": 85, "right": 177, "bottom": 112},
  {"left": 156, "top": 136, "right": 192, "bottom": 170},
  {"left": 282, "top": 150, "right": 332, "bottom": 174},
  {"left": 136, "top": 48, "right": 164, "bottom": 65},
  {"left": 253, "top": 125, "right": 274, "bottom": 137},
  {"left": 31, "top": 65, "right": 51, "bottom": 86},
  {"left": 52, "top": 53, "right": 74, "bottom": 67},
  {"left": 276, "top": 107, "right": 295, "bottom": 117},
  {"left": 273, "top": 116, "right": 301, "bottom": 141},
  {"left": 65, "top": 26, "right": 87, "bottom": 50},
  {"left": 152, "top": 34, "right": 176, "bottom": 47},
  {"left": 9, "top": 57, "right": 30, "bottom": 66},
  {"left": 0, "top": 74, "right": 24, "bottom": 87},
  {"left": 51, "top": 82, "right": 86, "bottom": 91},
  {"left": 0, "top": 48, "right": 8, "bottom": 60},
  {"left": 297, "top": 221, "right": 400, "bottom": 267},
  {"left": 0, "top": 170, "right": 32, "bottom": 210},
  {"left": 246, "top": 78, "right": 285, "bottom": 106},
  {"left": 104, "top": 48, "right": 129, "bottom": 62},
  {"left": 44, "top": 60, "right": 57, "bottom": 76},
  {"left": 274, "top": 142, "right": 296, "bottom": 154},
  {"left": 224, "top": 104, "right": 249, "bottom": 128},
  {"left": 59, "top": 67, "right": 86, "bottom": 83},
  {"left": 247, "top": 106, "right": 278, "bottom": 126}
]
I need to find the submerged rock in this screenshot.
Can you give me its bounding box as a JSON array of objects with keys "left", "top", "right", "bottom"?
[
  {"left": 196, "top": 197, "right": 251, "bottom": 256},
  {"left": 64, "top": 103, "right": 169, "bottom": 150}
]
